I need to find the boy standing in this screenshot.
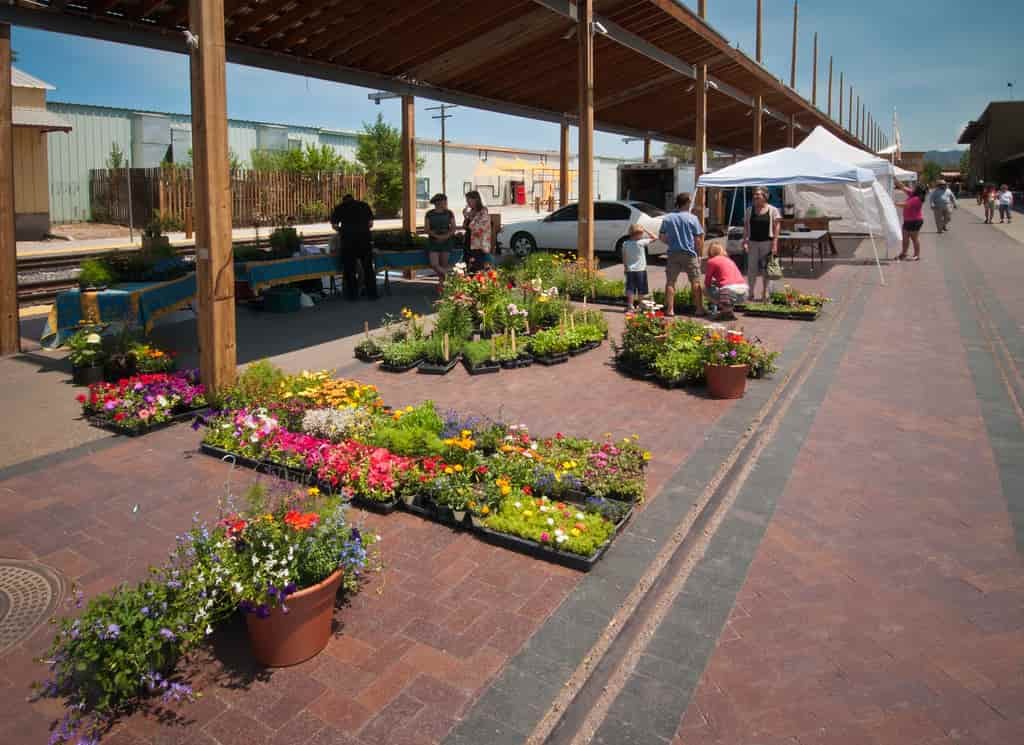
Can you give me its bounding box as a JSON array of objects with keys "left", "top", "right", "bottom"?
[{"left": 622, "top": 223, "right": 655, "bottom": 311}]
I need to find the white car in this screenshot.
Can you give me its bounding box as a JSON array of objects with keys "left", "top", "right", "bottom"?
[{"left": 497, "top": 200, "right": 669, "bottom": 260}]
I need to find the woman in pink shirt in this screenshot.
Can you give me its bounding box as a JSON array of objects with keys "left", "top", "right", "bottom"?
[
  {"left": 704, "top": 241, "right": 749, "bottom": 319},
  {"left": 896, "top": 181, "right": 927, "bottom": 261}
]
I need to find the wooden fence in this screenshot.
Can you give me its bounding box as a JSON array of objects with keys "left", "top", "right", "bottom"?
[{"left": 89, "top": 168, "right": 367, "bottom": 228}]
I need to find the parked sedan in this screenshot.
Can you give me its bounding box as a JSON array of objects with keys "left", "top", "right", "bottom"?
[{"left": 497, "top": 200, "right": 668, "bottom": 260}]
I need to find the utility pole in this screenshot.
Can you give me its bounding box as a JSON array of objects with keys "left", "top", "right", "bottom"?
[
  {"left": 811, "top": 32, "right": 818, "bottom": 107},
  {"left": 827, "top": 55, "right": 833, "bottom": 118},
  {"left": 426, "top": 103, "right": 456, "bottom": 195},
  {"left": 790, "top": 0, "right": 799, "bottom": 89}
]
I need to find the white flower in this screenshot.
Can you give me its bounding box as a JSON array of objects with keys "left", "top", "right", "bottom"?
[
  {"left": 530, "top": 442, "right": 539, "bottom": 451},
  {"left": 556, "top": 535, "right": 567, "bottom": 543},
  {"left": 546, "top": 518, "right": 554, "bottom": 526},
  {"left": 85, "top": 333, "right": 101, "bottom": 344},
  {"left": 513, "top": 501, "right": 521, "bottom": 509},
  {"left": 531, "top": 278, "right": 542, "bottom": 292},
  {"left": 575, "top": 512, "right": 584, "bottom": 520},
  {"left": 554, "top": 528, "right": 564, "bottom": 536},
  {"left": 539, "top": 505, "right": 549, "bottom": 512}
]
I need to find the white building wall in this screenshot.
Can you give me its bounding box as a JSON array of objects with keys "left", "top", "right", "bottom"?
[{"left": 45, "top": 102, "right": 624, "bottom": 222}]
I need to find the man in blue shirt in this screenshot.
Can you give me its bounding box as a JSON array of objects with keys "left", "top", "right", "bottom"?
[{"left": 659, "top": 192, "right": 705, "bottom": 316}]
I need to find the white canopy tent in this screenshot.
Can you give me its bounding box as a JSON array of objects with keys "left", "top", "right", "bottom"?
[{"left": 698, "top": 147, "right": 900, "bottom": 284}]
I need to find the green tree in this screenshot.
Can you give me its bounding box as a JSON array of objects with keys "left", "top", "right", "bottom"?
[
  {"left": 959, "top": 150, "right": 970, "bottom": 177},
  {"left": 107, "top": 142, "right": 126, "bottom": 169},
  {"left": 355, "top": 114, "right": 421, "bottom": 215},
  {"left": 921, "top": 160, "right": 942, "bottom": 184},
  {"left": 662, "top": 143, "right": 694, "bottom": 162},
  {"left": 250, "top": 142, "right": 357, "bottom": 175}
]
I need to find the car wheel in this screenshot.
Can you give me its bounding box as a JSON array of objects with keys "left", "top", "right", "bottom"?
[
  {"left": 511, "top": 232, "right": 537, "bottom": 258},
  {"left": 614, "top": 236, "right": 627, "bottom": 262}
]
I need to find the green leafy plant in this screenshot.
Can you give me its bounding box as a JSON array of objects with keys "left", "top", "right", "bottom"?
[
  {"left": 434, "top": 299, "right": 475, "bottom": 341},
  {"left": 481, "top": 495, "right": 616, "bottom": 557},
  {"left": 214, "top": 359, "right": 287, "bottom": 409},
  {"left": 66, "top": 326, "right": 107, "bottom": 368},
  {"left": 422, "top": 334, "right": 463, "bottom": 365},
  {"left": 78, "top": 259, "right": 116, "bottom": 289},
  {"left": 462, "top": 339, "right": 497, "bottom": 367},
  {"left": 354, "top": 336, "right": 383, "bottom": 358},
  {"left": 381, "top": 338, "right": 426, "bottom": 367},
  {"left": 269, "top": 226, "right": 300, "bottom": 258},
  {"left": 529, "top": 327, "right": 572, "bottom": 357}
]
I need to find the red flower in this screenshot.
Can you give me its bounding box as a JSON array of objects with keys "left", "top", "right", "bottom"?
[
  {"left": 76, "top": 394, "right": 87, "bottom": 404},
  {"left": 475, "top": 465, "right": 489, "bottom": 474},
  {"left": 522, "top": 485, "right": 533, "bottom": 495},
  {"left": 284, "top": 510, "right": 319, "bottom": 531},
  {"left": 555, "top": 432, "right": 564, "bottom": 440},
  {"left": 220, "top": 516, "right": 247, "bottom": 537},
  {"left": 655, "top": 311, "right": 665, "bottom": 318},
  {"left": 113, "top": 412, "right": 127, "bottom": 422}
]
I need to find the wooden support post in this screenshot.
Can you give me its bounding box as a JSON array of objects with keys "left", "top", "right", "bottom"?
[
  {"left": 856, "top": 96, "right": 861, "bottom": 140},
  {"left": 189, "top": 0, "right": 236, "bottom": 391},
  {"left": 577, "top": 0, "right": 595, "bottom": 267},
  {"left": 401, "top": 95, "right": 416, "bottom": 235},
  {"left": 559, "top": 118, "right": 570, "bottom": 207},
  {"left": 753, "top": 0, "right": 763, "bottom": 155},
  {"left": 849, "top": 86, "right": 854, "bottom": 132},
  {"left": 827, "top": 56, "right": 833, "bottom": 118},
  {"left": 643, "top": 138, "right": 651, "bottom": 164},
  {"left": 694, "top": 0, "right": 707, "bottom": 223},
  {"left": 811, "top": 32, "right": 818, "bottom": 107},
  {"left": 790, "top": 0, "right": 798, "bottom": 89},
  {"left": 788, "top": 114, "right": 796, "bottom": 147},
  {"left": 0, "top": 24, "right": 16, "bottom": 356}
]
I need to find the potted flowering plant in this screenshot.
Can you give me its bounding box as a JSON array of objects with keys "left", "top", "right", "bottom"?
[
  {"left": 213, "top": 484, "right": 374, "bottom": 667},
  {"left": 131, "top": 342, "right": 176, "bottom": 373},
  {"left": 66, "top": 326, "right": 107, "bottom": 385},
  {"left": 702, "top": 330, "right": 755, "bottom": 399}
]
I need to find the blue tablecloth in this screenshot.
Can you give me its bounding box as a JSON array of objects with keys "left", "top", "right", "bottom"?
[
  {"left": 42, "top": 273, "right": 197, "bottom": 348},
  {"left": 236, "top": 254, "right": 340, "bottom": 292},
  {"left": 375, "top": 249, "right": 464, "bottom": 269}
]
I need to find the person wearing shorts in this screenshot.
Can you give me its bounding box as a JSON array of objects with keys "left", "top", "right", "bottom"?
[
  {"left": 659, "top": 192, "right": 705, "bottom": 317},
  {"left": 895, "top": 180, "right": 927, "bottom": 261},
  {"left": 621, "top": 223, "right": 655, "bottom": 310}
]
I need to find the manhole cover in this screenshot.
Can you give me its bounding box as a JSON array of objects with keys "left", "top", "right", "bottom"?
[{"left": 0, "top": 559, "right": 65, "bottom": 656}]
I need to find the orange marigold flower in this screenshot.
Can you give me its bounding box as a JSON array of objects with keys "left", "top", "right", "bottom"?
[{"left": 284, "top": 510, "right": 320, "bottom": 531}]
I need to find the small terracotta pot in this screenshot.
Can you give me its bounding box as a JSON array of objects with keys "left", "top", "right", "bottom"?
[
  {"left": 706, "top": 364, "right": 749, "bottom": 399},
  {"left": 245, "top": 569, "right": 343, "bottom": 667}
]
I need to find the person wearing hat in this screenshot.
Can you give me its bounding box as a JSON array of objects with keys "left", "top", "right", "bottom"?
[
  {"left": 425, "top": 193, "right": 457, "bottom": 285},
  {"left": 929, "top": 179, "right": 957, "bottom": 234}
]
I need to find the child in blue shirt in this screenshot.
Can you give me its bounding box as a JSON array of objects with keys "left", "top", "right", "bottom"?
[{"left": 622, "top": 224, "right": 656, "bottom": 311}]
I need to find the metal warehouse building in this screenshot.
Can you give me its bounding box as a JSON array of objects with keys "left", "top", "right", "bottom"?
[{"left": 44, "top": 101, "right": 625, "bottom": 224}]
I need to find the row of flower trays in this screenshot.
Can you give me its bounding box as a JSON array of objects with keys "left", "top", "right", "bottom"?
[
  {"left": 196, "top": 365, "right": 649, "bottom": 572},
  {"left": 77, "top": 369, "right": 208, "bottom": 436}
]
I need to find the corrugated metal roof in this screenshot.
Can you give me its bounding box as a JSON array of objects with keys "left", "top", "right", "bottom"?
[
  {"left": 12, "top": 67, "right": 55, "bottom": 90},
  {"left": 13, "top": 107, "right": 71, "bottom": 131}
]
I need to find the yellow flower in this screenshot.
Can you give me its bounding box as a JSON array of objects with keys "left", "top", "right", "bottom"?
[
  {"left": 642, "top": 451, "right": 652, "bottom": 461},
  {"left": 500, "top": 485, "right": 511, "bottom": 496},
  {"left": 453, "top": 464, "right": 463, "bottom": 473},
  {"left": 523, "top": 510, "right": 533, "bottom": 517},
  {"left": 571, "top": 528, "right": 581, "bottom": 537},
  {"left": 307, "top": 487, "right": 320, "bottom": 497},
  {"left": 405, "top": 405, "right": 414, "bottom": 412},
  {"left": 444, "top": 466, "right": 454, "bottom": 475},
  {"left": 481, "top": 505, "right": 490, "bottom": 515}
]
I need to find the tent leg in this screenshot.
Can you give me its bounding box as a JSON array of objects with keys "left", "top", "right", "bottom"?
[{"left": 860, "top": 190, "right": 886, "bottom": 286}]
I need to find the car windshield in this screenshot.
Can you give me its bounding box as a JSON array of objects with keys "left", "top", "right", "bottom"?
[{"left": 629, "top": 202, "right": 666, "bottom": 216}]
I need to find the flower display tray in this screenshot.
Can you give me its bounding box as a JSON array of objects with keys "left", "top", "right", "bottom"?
[
  {"left": 418, "top": 358, "right": 460, "bottom": 375},
  {"left": 534, "top": 353, "right": 569, "bottom": 366},
  {"left": 463, "top": 359, "right": 501, "bottom": 375},
  {"left": 89, "top": 407, "right": 208, "bottom": 438},
  {"left": 354, "top": 349, "right": 383, "bottom": 363},
  {"left": 614, "top": 357, "right": 654, "bottom": 380},
  {"left": 351, "top": 496, "right": 400, "bottom": 514},
  {"left": 199, "top": 442, "right": 316, "bottom": 484},
  {"left": 379, "top": 360, "right": 423, "bottom": 373},
  {"left": 569, "top": 341, "right": 601, "bottom": 356},
  {"left": 569, "top": 294, "right": 627, "bottom": 307},
  {"left": 472, "top": 525, "right": 610, "bottom": 572},
  {"left": 742, "top": 306, "right": 819, "bottom": 321},
  {"left": 400, "top": 494, "right": 468, "bottom": 528},
  {"left": 500, "top": 355, "right": 534, "bottom": 369}
]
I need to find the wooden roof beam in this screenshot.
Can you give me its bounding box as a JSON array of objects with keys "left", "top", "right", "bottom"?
[
  {"left": 230, "top": 0, "right": 296, "bottom": 39},
  {"left": 134, "top": 1, "right": 172, "bottom": 20},
  {"left": 245, "top": 2, "right": 344, "bottom": 47},
  {"left": 595, "top": 71, "right": 678, "bottom": 111}
]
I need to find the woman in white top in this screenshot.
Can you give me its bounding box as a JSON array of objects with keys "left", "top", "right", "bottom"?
[
  {"left": 998, "top": 185, "right": 1014, "bottom": 224},
  {"left": 742, "top": 187, "right": 782, "bottom": 302}
]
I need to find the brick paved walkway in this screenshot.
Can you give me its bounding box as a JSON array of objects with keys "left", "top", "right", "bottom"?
[{"left": 4, "top": 227, "right": 1022, "bottom": 745}]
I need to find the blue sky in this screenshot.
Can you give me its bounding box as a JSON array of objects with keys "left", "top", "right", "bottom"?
[{"left": 12, "top": 1, "right": 1019, "bottom": 157}]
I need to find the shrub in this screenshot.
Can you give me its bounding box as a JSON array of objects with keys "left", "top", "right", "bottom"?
[{"left": 78, "top": 259, "right": 116, "bottom": 289}]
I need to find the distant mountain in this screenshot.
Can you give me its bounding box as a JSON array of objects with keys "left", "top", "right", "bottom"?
[{"left": 923, "top": 150, "right": 965, "bottom": 167}]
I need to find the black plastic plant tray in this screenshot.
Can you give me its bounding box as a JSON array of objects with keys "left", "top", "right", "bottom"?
[
  {"left": 418, "top": 358, "right": 460, "bottom": 375},
  {"left": 742, "top": 307, "right": 819, "bottom": 321},
  {"left": 463, "top": 359, "right": 501, "bottom": 375},
  {"left": 471, "top": 524, "right": 610, "bottom": 572},
  {"left": 354, "top": 350, "right": 383, "bottom": 362},
  {"left": 399, "top": 494, "right": 468, "bottom": 528},
  {"left": 615, "top": 358, "right": 654, "bottom": 380},
  {"left": 199, "top": 443, "right": 318, "bottom": 485},
  {"left": 534, "top": 353, "right": 569, "bottom": 366},
  {"left": 351, "top": 495, "right": 400, "bottom": 514},
  {"left": 87, "top": 406, "right": 207, "bottom": 438},
  {"left": 379, "top": 360, "right": 423, "bottom": 372},
  {"left": 568, "top": 341, "right": 601, "bottom": 357},
  {"left": 500, "top": 355, "right": 534, "bottom": 369}
]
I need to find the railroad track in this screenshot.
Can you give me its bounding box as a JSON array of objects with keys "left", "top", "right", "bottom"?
[{"left": 16, "top": 235, "right": 332, "bottom": 307}]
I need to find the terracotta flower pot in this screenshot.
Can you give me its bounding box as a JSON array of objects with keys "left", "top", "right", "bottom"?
[
  {"left": 706, "top": 364, "right": 749, "bottom": 399},
  {"left": 245, "top": 569, "right": 343, "bottom": 667}
]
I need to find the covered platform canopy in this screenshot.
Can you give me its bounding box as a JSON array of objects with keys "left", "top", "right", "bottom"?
[{"left": 0, "top": 0, "right": 874, "bottom": 388}]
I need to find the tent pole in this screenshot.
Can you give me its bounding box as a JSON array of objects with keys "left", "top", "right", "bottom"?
[{"left": 860, "top": 189, "right": 886, "bottom": 285}]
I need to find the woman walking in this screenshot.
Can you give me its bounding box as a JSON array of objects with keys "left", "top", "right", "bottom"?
[
  {"left": 462, "top": 191, "right": 493, "bottom": 273},
  {"left": 742, "top": 187, "right": 781, "bottom": 302},
  {"left": 425, "top": 193, "right": 456, "bottom": 286},
  {"left": 895, "top": 181, "right": 927, "bottom": 261},
  {"left": 984, "top": 184, "right": 997, "bottom": 224},
  {"left": 998, "top": 184, "right": 1014, "bottom": 223}
]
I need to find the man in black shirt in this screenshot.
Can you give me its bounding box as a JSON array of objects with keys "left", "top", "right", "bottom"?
[{"left": 330, "top": 194, "right": 377, "bottom": 300}]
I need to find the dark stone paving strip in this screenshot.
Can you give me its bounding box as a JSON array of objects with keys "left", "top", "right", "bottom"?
[
  {"left": 443, "top": 281, "right": 855, "bottom": 745},
  {"left": 589, "top": 283, "right": 870, "bottom": 745},
  {"left": 940, "top": 242, "right": 1024, "bottom": 550},
  {"left": 0, "top": 431, "right": 118, "bottom": 483}
]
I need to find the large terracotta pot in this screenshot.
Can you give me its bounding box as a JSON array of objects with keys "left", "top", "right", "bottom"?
[
  {"left": 245, "top": 569, "right": 343, "bottom": 667},
  {"left": 706, "top": 364, "right": 749, "bottom": 399}
]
